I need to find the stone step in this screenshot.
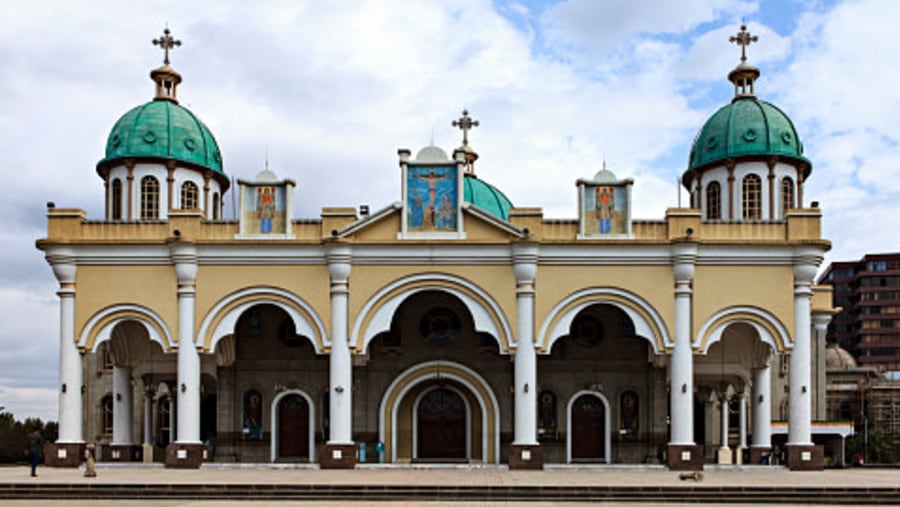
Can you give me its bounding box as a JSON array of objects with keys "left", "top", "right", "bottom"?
[{"left": 2, "top": 483, "right": 900, "bottom": 503}]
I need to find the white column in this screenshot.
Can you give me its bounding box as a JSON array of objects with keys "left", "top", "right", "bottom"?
[
  {"left": 513, "top": 243, "right": 538, "bottom": 446},
  {"left": 327, "top": 244, "right": 353, "bottom": 445},
  {"left": 172, "top": 242, "right": 200, "bottom": 444},
  {"left": 738, "top": 392, "right": 748, "bottom": 450},
  {"left": 751, "top": 362, "right": 772, "bottom": 449},
  {"left": 670, "top": 242, "right": 697, "bottom": 446},
  {"left": 788, "top": 256, "right": 818, "bottom": 446},
  {"left": 720, "top": 395, "right": 730, "bottom": 450},
  {"left": 47, "top": 248, "right": 83, "bottom": 444},
  {"left": 112, "top": 365, "right": 133, "bottom": 445},
  {"left": 143, "top": 388, "right": 153, "bottom": 446}
]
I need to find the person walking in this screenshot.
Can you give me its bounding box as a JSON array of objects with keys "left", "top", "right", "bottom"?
[{"left": 26, "top": 429, "right": 43, "bottom": 477}]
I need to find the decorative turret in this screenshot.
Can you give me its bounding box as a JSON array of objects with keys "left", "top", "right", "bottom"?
[
  {"left": 683, "top": 25, "right": 811, "bottom": 222},
  {"left": 96, "top": 28, "right": 228, "bottom": 222}
]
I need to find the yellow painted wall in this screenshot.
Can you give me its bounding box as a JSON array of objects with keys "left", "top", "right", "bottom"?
[
  {"left": 692, "top": 265, "right": 794, "bottom": 340},
  {"left": 76, "top": 265, "right": 177, "bottom": 342},
  {"left": 195, "top": 265, "right": 331, "bottom": 334},
  {"left": 534, "top": 265, "right": 675, "bottom": 343}
]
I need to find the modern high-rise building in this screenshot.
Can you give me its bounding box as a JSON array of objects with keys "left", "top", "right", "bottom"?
[{"left": 820, "top": 253, "right": 900, "bottom": 371}]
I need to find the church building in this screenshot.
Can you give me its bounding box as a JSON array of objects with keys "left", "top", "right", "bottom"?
[{"left": 37, "top": 26, "right": 835, "bottom": 470}]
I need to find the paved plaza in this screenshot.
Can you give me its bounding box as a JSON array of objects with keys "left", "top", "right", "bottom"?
[{"left": 2, "top": 465, "right": 900, "bottom": 506}]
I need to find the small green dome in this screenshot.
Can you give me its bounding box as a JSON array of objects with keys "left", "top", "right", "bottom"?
[
  {"left": 464, "top": 173, "right": 513, "bottom": 220},
  {"left": 687, "top": 96, "right": 809, "bottom": 173},
  {"left": 100, "top": 100, "right": 223, "bottom": 174}
]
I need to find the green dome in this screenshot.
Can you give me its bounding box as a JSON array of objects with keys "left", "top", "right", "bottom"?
[
  {"left": 464, "top": 173, "right": 513, "bottom": 220},
  {"left": 687, "top": 96, "right": 809, "bottom": 173},
  {"left": 100, "top": 100, "right": 223, "bottom": 174}
]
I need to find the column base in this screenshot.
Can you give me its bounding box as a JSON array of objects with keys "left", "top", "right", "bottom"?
[
  {"left": 716, "top": 447, "right": 733, "bottom": 464},
  {"left": 749, "top": 447, "right": 771, "bottom": 465},
  {"left": 102, "top": 444, "right": 143, "bottom": 462},
  {"left": 508, "top": 444, "right": 543, "bottom": 470},
  {"left": 165, "top": 443, "right": 205, "bottom": 469},
  {"left": 319, "top": 443, "right": 357, "bottom": 469},
  {"left": 142, "top": 443, "right": 155, "bottom": 464},
  {"left": 785, "top": 444, "right": 824, "bottom": 471},
  {"left": 44, "top": 442, "right": 85, "bottom": 467},
  {"left": 666, "top": 444, "right": 704, "bottom": 471}
]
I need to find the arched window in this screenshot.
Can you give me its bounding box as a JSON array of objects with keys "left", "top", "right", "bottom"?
[
  {"left": 111, "top": 179, "right": 122, "bottom": 220},
  {"left": 212, "top": 192, "right": 220, "bottom": 220},
  {"left": 781, "top": 177, "right": 795, "bottom": 216},
  {"left": 140, "top": 176, "right": 160, "bottom": 220},
  {"left": 706, "top": 181, "right": 721, "bottom": 220},
  {"left": 101, "top": 395, "right": 113, "bottom": 435},
  {"left": 741, "top": 174, "right": 762, "bottom": 220},
  {"left": 181, "top": 181, "right": 199, "bottom": 210}
]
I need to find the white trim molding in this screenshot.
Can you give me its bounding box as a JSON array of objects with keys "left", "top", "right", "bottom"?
[
  {"left": 269, "top": 389, "right": 316, "bottom": 463},
  {"left": 79, "top": 304, "right": 175, "bottom": 352},
  {"left": 566, "top": 390, "right": 611, "bottom": 464}
]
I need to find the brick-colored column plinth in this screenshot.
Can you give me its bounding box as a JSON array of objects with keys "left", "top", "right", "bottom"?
[
  {"left": 666, "top": 444, "right": 704, "bottom": 471},
  {"left": 508, "top": 444, "right": 543, "bottom": 470},
  {"left": 165, "top": 443, "right": 205, "bottom": 469},
  {"left": 785, "top": 444, "right": 824, "bottom": 471},
  {"left": 319, "top": 443, "right": 357, "bottom": 469},
  {"left": 44, "top": 442, "right": 85, "bottom": 467}
]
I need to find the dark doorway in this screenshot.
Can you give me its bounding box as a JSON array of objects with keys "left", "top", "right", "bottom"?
[
  {"left": 277, "top": 394, "right": 309, "bottom": 460},
  {"left": 200, "top": 394, "right": 217, "bottom": 442},
  {"left": 571, "top": 394, "right": 606, "bottom": 461},
  {"left": 417, "top": 388, "right": 466, "bottom": 460}
]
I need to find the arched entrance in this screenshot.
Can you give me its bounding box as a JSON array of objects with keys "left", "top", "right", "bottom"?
[
  {"left": 415, "top": 387, "right": 469, "bottom": 460},
  {"left": 271, "top": 390, "right": 315, "bottom": 463},
  {"left": 567, "top": 391, "right": 611, "bottom": 463}
]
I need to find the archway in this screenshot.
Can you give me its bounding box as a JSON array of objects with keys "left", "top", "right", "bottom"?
[
  {"left": 270, "top": 390, "right": 315, "bottom": 463},
  {"left": 415, "top": 386, "right": 470, "bottom": 461},
  {"left": 567, "top": 391, "right": 611, "bottom": 463},
  {"left": 379, "top": 361, "right": 500, "bottom": 463}
]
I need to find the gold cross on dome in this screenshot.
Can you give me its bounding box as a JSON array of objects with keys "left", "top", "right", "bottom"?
[
  {"left": 452, "top": 110, "right": 479, "bottom": 147},
  {"left": 729, "top": 24, "right": 758, "bottom": 62},
  {"left": 152, "top": 27, "right": 182, "bottom": 65}
]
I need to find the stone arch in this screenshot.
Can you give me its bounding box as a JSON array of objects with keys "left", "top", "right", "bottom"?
[
  {"left": 197, "top": 286, "right": 327, "bottom": 353},
  {"left": 538, "top": 287, "right": 669, "bottom": 354},
  {"left": 79, "top": 304, "right": 175, "bottom": 352},
  {"left": 566, "top": 390, "right": 611, "bottom": 464},
  {"left": 378, "top": 360, "right": 500, "bottom": 463},
  {"left": 695, "top": 306, "right": 791, "bottom": 354},
  {"left": 269, "top": 389, "right": 316, "bottom": 463},
  {"left": 352, "top": 273, "right": 514, "bottom": 354}
]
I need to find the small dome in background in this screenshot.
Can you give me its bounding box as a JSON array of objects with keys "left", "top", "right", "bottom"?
[
  {"left": 415, "top": 146, "right": 449, "bottom": 162},
  {"left": 255, "top": 169, "right": 279, "bottom": 182},
  {"left": 825, "top": 343, "right": 858, "bottom": 369}
]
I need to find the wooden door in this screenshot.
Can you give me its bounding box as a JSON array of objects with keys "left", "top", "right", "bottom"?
[
  {"left": 571, "top": 394, "right": 605, "bottom": 461},
  {"left": 278, "top": 394, "right": 309, "bottom": 460},
  {"left": 417, "top": 388, "right": 466, "bottom": 460}
]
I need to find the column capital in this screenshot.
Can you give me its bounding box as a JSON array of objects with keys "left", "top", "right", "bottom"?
[
  {"left": 512, "top": 243, "right": 539, "bottom": 292},
  {"left": 46, "top": 246, "right": 77, "bottom": 285},
  {"left": 326, "top": 243, "right": 352, "bottom": 284},
  {"left": 671, "top": 241, "right": 697, "bottom": 285},
  {"left": 168, "top": 240, "right": 198, "bottom": 289},
  {"left": 811, "top": 311, "right": 832, "bottom": 331}
]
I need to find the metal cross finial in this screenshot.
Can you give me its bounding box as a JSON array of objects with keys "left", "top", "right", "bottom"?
[
  {"left": 452, "top": 110, "right": 479, "bottom": 147},
  {"left": 729, "top": 24, "right": 758, "bottom": 63},
  {"left": 152, "top": 28, "right": 182, "bottom": 65}
]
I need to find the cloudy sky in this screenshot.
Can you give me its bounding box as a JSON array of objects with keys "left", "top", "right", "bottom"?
[{"left": 1, "top": 0, "right": 896, "bottom": 421}]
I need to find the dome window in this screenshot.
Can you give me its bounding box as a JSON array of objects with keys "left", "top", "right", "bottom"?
[
  {"left": 140, "top": 176, "right": 160, "bottom": 220},
  {"left": 741, "top": 174, "right": 762, "bottom": 220},
  {"left": 181, "top": 181, "right": 199, "bottom": 210},
  {"left": 706, "top": 181, "right": 721, "bottom": 220},
  {"left": 111, "top": 179, "right": 122, "bottom": 220},
  {"left": 782, "top": 177, "right": 795, "bottom": 216}
]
